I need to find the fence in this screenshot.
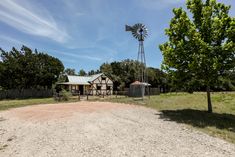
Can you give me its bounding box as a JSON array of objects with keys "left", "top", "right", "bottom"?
[
  {"left": 149, "top": 87, "right": 160, "bottom": 95},
  {"left": 0, "top": 89, "right": 53, "bottom": 100},
  {"left": 114, "top": 87, "right": 160, "bottom": 96}
]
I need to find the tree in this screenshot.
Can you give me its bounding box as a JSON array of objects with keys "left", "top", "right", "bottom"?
[
  {"left": 99, "top": 59, "right": 167, "bottom": 90},
  {"left": 36, "top": 52, "right": 64, "bottom": 88},
  {"left": 88, "top": 70, "right": 95, "bottom": 75},
  {"left": 64, "top": 68, "right": 76, "bottom": 75},
  {"left": 0, "top": 46, "right": 64, "bottom": 89},
  {"left": 159, "top": 0, "right": 235, "bottom": 113},
  {"left": 100, "top": 63, "right": 112, "bottom": 76},
  {"left": 79, "top": 69, "right": 87, "bottom": 76}
]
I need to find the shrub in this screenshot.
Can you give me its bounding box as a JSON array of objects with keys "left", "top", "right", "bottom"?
[{"left": 60, "top": 89, "right": 72, "bottom": 101}]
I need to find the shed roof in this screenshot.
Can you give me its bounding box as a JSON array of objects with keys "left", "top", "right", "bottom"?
[
  {"left": 88, "top": 73, "right": 103, "bottom": 82},
  {"left": 58, "top": 73, "right": 104, "bottom": 85},
  {"left": 67, "top": 75, "right": 91, "bottom": 85},
  {"left": 130, "top": 81, "right": 151, "bottom": 86}
]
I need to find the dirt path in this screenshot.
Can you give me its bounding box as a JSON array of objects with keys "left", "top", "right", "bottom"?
[{"left": 0, "top": 101, "right": 234, "bottom": 157}]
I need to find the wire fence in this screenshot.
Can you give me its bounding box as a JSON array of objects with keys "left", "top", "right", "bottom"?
[
  {"left": 0, "top": 87, "right": 160, "bottom": 100},
  {"left": 0, "top": 89, "right": 53, "bottom": 100},
  {"left": 114, "top": 87, "right": 160, "bottom": 96}
]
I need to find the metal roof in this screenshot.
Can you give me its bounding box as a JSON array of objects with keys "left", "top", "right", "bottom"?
[
  {"left": 130, "top": 81, "right": 151, "bottom": 86},
  {"left": 88, "top": 73, "right": 103, "bottom": 82},
  {"left": 67, "top": 75, "right": 91, "bottom": 85},
  {"left": 58, "top": 73, "right": 104, "bottom": 85}
]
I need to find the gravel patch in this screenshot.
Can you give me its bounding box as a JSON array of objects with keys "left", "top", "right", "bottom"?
[{"left": 0, "top": 101, "right": 234, "bottom": 157}]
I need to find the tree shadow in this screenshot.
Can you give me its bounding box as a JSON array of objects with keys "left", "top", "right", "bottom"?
[{"left": 158, "top": 109, "right": 235, "bottom": 132}]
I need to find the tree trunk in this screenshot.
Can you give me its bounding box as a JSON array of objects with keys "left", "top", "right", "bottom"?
[{"left": 206, "top": 86, "right": 212, "bottom": 113}]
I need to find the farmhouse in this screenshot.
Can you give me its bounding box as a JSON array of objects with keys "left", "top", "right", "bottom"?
[{"left": 59, "top": 73, "right": 113, "bottom": 95}]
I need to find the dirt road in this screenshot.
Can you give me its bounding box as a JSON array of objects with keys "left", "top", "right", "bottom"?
[{"left": 0, "top": 101, "right": 234, "bottom": 157}]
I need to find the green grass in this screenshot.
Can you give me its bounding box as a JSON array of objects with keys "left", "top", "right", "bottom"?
[
  {"left": 98, "top": 92, "right": 235, "bottom": 144},
  {"left": 0, "top": 97, "right": 79, "bottom": 111}
]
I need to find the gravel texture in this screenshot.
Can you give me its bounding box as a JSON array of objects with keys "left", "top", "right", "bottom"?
[{"left": 0, "top": 101, "right": 234, "bottom": 157}]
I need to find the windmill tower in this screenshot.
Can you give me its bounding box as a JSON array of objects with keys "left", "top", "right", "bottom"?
[
  {"left": 125, "top": 23, "right": 148, "bottom": 83},
  {"left": 126, "top": 23, "right": 149, "bottom": 97}
]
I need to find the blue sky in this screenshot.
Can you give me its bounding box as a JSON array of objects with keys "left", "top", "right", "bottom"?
[{"left": 0, "top": 0, "right": 234, "bottom": 72}]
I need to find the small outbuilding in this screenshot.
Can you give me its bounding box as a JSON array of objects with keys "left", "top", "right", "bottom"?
[{"left": 129, "top": 81, "right": 151, "bottom": 97}]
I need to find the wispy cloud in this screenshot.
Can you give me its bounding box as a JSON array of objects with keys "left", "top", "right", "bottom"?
[
  {"left": 0, "top": 0, "right": 69, "bottom": 43},
  {"left": 53, "top": 51, "right": 102, "bottom": 61}
]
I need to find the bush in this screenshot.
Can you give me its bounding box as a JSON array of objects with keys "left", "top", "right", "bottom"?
[
  {"left": 54, "top": 89, "right": 71, "bottom": 101},
  {"left": 60, "top": 89, "right": 72, "bottom": 101}
]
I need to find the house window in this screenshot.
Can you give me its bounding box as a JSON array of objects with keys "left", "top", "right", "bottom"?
[
  {"left": 107, "top": 86, "right": 111, "bottom": 90},
  {"left": 102, "top": 76, "right": 106, "bottom": 80},
  {"left": 97, "top": 86, "right": 101, "bottom": 90}
]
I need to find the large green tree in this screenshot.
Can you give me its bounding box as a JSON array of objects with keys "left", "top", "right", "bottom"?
[
  {"left": 160, "top": 0, "right": 235, "bottom": 113},
  {"left": 0, "top": 46, "right": 64, "bottom": 89}
]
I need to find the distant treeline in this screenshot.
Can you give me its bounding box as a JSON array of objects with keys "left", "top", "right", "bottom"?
[
  {"left": 99, "top": 60, "right": 167, "bottom": 90},
  {"left": 61, "top": 59, "right": 168, "bottom": 91},
  {"left": 65, "top": 59, "right": 235, "bottom": 92},
  {"left": 0, "top": 45, "right": 234, "bottom": 94}
]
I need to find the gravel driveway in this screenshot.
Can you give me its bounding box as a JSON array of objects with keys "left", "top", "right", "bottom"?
[{"left": 0, "top": 101, "right": 234, "bottom": 157}]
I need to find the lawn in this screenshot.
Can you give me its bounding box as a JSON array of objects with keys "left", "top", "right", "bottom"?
[
  {"left": 0, "top": 98, "right": 56, "bottom": 110},
  {"left": 0, "top": 96, "right": 80, "bottom": 111},
  {"left": 99, "top": 92, "right": 235, "bottom": 144}
]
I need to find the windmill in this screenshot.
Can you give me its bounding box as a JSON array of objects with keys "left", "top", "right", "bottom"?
[
  {"left": 125, "top": 23, "right": 148, "bottom": 83},
  {"left": 126, "top": 23, "right": 150, "bottom": 97}
]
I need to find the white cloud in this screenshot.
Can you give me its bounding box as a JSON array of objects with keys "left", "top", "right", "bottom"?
[
  {"left": 0, "top": 0, "right": 69, "bottom": 43},
  {"left": 54, "top": 51, "right": 102, "bottom": 61}
]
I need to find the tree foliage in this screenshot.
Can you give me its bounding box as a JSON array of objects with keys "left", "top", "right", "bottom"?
[
  {"left": 79, "top": 69, "right": 87, "bottom": 76},
  {"left": 64, "top": 68, "right": 76, "bottom": 75},
  {"left": 99, "top": 59, "right": 166, "bottom": 90},
  {"left": 159, "top": 0, "right": 235, "bottom": 112},
  {"left": 0, "top": 46, "right": 64, "bottom": 90},
  {"left": 87, "top": 69, "right": 101, "bottom": 75}
]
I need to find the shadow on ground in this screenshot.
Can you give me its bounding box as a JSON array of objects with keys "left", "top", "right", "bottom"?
[{"left": 158, "top": 109, "right": 235, "bottom": 132}]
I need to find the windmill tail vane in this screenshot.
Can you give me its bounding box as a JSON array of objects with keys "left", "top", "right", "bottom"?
[{"left": 125, "top": 25, "right": 133, "bottom": 32}]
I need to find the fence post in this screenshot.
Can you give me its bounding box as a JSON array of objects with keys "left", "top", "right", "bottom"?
[
  {"left": 58, "top": 92, "right": 61, "bottom": 101},
  {"left": 87, "top": 93, "right": 88, "bottom": 100},
  {"left": 115, "top": 91, "right": 117, "bottom": 98},
  {"left": 78, "top": 91, "right": 80, "bottom": 101},
  {"left": 103, "top": 92, "right": 104, "bottom": 98},
  {"left": 148, "top": 87, "right": 150, "bottom": 99}
]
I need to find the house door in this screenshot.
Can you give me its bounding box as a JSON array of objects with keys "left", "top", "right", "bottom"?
[{"left": 79, "top": 85, "right": 84, "bottom": 95}]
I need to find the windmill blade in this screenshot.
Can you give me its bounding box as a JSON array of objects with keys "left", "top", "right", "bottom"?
[
  {"left": 131, "top": 23, "right": 148, "bottom": 41},
  {"left": 126, "top": 23, "right": 148, "bottom": 41}
]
